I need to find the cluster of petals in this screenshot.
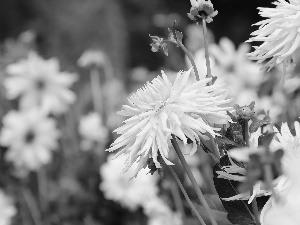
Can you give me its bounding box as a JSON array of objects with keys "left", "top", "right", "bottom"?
[
  {"left": 247, "top": 0, "right": 300, "bottom": 71},
  {"left": 4, "top": 52, "right": 77, "bottom": 115},
  {"left": 218, "top": 121, "right": 300, "bottom": 204},
  {"left": 108, "top": 68, "right": 231, "bottom": 177},
  {"left": 0, "top": 109, "right": 60, "bottom": 174},
  {"left": 0, "top": 190, "right": 16, "bottom": 225}
]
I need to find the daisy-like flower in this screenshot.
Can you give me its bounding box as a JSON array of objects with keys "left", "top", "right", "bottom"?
[
  {"left": 0, "top": 109, "right": 60, "bottom": 174},
  {"left": 78, "top": 49, "right": 107, "bottom": 68},
  {"left": 79, "top": 112, "right": 108, "bottom": 151},
  {"left": 247, "top": 0, "right": 300, "bottom": 71},
  {"left": 144, "top": 197, "right": 182, "bottom": 225},
  {"left": 99, "top": 154, "right": 159, "bottom": 211},
  {"left": 107, "top": 68, "right": 232, "bottom": 177},
  {"left": 4, "top": 52, "right": 77, "bottom": 115},
  {"left": 0, "top": 190, "right": 16, "bottom": 225}
]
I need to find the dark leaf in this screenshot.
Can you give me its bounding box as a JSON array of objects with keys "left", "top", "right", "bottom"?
[{"left": 213, "top": 155, "right": 256, "bottom": 225}]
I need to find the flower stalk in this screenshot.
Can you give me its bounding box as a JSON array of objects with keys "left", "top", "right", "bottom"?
[
  {"left": 168, "top": 166, "right": 206, "bottom": 225},
  {"left": 171, "top": 134, "right": 218, "bottom": 225},
  {"left": 90, "top": 67, "right": 103, "bottom": 117},
  {"left": 201, "top": 16, "right": 212, "bottom": 85}
]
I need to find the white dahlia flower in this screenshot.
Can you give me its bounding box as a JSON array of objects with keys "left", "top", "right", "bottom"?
[
  {"left": 79, "top": 112, "right": 108, "bottom": 151},
  {"left": 0, "top": 109, "right": 60, "bottom": 174},
  {"left": 4, "top": 52, "right": 77, "bottom": 115},
  {"left": 247, "top": 0, "right": 300, "bottom": 71},
  {"left": 99, "top": 154, "right": 159, "bottom": 211},
  {"left": 0, "top": 190, "right": 16, "bottom": 225},
  {"left": 108, "top": 68, "right": 231, "bottom": 177}
]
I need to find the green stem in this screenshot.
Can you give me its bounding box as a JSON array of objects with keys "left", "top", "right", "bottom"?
[
  {"left": 22, "top": 188, "right": 42, "bottom": 225},
  {"left": 244, "top": 119, "right": 249, "bottom": 147},
  {"left": 171, "top": 134, "right": 218, "bottom": 225},
  {"left": 263, "top": 163, "right": 279, "bottom": 202},
  {"left": 177, "top": 41, "right": 200, "bottom": 81},
  {"left": 201, "top": 17, "right": 212, "bottom": 85},
  {"left": 169, "top": 179, "right": 186, "bottom": 219},
  {"left": 251, "top": 196, "right": 260, "bottom": 225},
  {"left": 90, "top": 67, "right": 104, "bottom": 117},
  {"left": 168, "top": 166, "right": 206, "bottom": 225}
]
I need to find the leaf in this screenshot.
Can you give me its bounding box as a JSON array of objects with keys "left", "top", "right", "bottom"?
[
  {"left": 195, "top": 204, "right": 232, "bottom": 225},
  {"left": 213, "top": 155, "right": 256, "bottom": 225}
]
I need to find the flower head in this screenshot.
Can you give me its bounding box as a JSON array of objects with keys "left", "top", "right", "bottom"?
[
  {"left": 188, "top": 0, "right": 218, "bottom": 23},
  {"left": 4, "top": 52, "right": 77, "bottom": 115},
  {"left": 107, "top": 69, "right": 231, "bottom": 177},
  {"left": 99, "top": 154, "right": 159, "bottom": 211},
  {"left": 0, "top": 109, "right": 60, "bottom": 174},
  {"left": 247, "top": 0, "right": 300, "bottom": 71},
  {"left": 79, "top": 112, "right": 108, "bottom": 151},
  {"left": 78, "top": 49, "right": 107, "bottom": 68},
  {"left": 0, "top": 190, "right": 16, "bottom": 225}
]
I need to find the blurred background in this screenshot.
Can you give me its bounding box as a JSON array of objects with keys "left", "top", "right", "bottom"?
[{"left": 0, "top": 0, "right": 299, "bottom": 225}]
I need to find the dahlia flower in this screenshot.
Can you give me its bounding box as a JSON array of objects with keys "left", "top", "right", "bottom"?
[
  {"left": 0, "top": 190, "right": 16, "bottom": 225},
  {"left": 4, "top": 52, "right": 77, "bottom": 115},
  {"left": 0, "top": 109, "right": 60, "bottom": 174},
  {"left": 78, "top": 50, "right": 107, "bottom": 68},
  {"left": 247, "top": 0, "right": 300, "bottom": 71},
  {"left": 79, "top": 112, "right": 108, "bottom": 151},
  {"left": 99, "top": 154, "right": 159, "bottom": 211},
  {"left": 260, "top": 160, "right": 300, "bottom": 225},
  {"left": 259, "top": 121, "right": 300, "bottom": 224},
  {"left": 144, "top": 197, "right": 182, "bottom": 225},
  {"left": 108, "top": 69, "right": 231, "bottom": 177}
]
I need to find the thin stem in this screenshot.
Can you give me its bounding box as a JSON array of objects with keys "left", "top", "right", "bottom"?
[
  {"left": 244, "top": 119, "right": 249, "bottom": 147},
  {"left": 168, "top": 166, "right": 206, "bottom": 225},
  {"left": 279, "top": 62, "right": 286, "bottom": 87},
  {"left": 264, "top": 163, "right": 279, "bottom": 202},
  {"left": 201, "top": 17, "right": 212, "bottom": 85},
  {"left": 251, "top": 196, "right": 260, "bottom": 225},
  {"left": 177, "top": 41, "right": 200, "bottom": 81},
  {"left": 245, "top": 120, "right": 260, "bottom": 224},
  {"left": 169, "top": 179, "right": 186, "bottom": 219},
  {"left": 90, "top": 67, "right": 103, "bottom": 117},
  {"left": 22, "top": 188, "right": 42, "bottom": 225},
  {"left": 171, "top": 134, "right": 218, "bottom": 225}
]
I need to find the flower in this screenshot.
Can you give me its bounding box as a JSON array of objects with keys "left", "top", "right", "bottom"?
[
  {"left": 270, "top": 121, "right": 300, "bottom": 164},
  {"left": 188, "top": 0, "right": 218, "bottom": 23},
  {"left": 144, "top": 197, "right": 182, "bottom": 225},
  {"left": 99, "top": 154, "right": 159, "bottom": 211},
  {"left": 107, "top": 69, "right": 232, "bottom": 177},
  {"left": 78, "top": 49, "right": 107, "bottom": 68},
  {"left": 4, "top": 52, "right": 77, "bottom": 115},
  {"left": 247, "top": 0, "right": 300, "bottom": 71},
  {"left": 260, "top": 159, "right": 300, "bottom": 225},
  {"left": 79, "top": 112, "right": 108, "bottom": 151},
  {"left": 0, "top": 109, "right": 60, "bottom": 174},
  {"left": 0, "top": 190, "right": 16, "bottom": 225}
]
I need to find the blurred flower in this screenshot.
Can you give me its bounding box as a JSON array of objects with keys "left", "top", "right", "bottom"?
[
  {"left": 78, "top": 50, "right": 107, "bottom": 68},
  {"left": 260, "top": 159, "right": 300, "bottom": 225},
  {"left": 0, "top": 190, "right": 16, "bottom": 225},
  {"left": 4, "top": 52, "right": 77, "bottom": 115},
  {"left": 108, "top": 69, "right": 231, "bottom": 177},
  {"left": 0, "top": 109, "right": 60, "bottom": 174},
  {"left": 247, "top": 0, "right": 300, "bottom": 71},
  {"left": 144, "top": 197, "right": 182, "bottom": 225},
  {"left": 210, "top": 37, "right": 266, "bottom": 93},
  {"left": 99, "top": 154, "right": 159, "bottom": 211},
  {"left": 270, "top": 121, "right": 300, "bottom": 167},
  {"left": 79, "top": 112, "right": 108, "bottom": 151}
]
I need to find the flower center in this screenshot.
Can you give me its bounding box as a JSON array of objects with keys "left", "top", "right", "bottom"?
[
  {"left": 25, "top": 130, "right": 35, "bottom": 144},
  {"left": 36, "top": 79, "right": 46, "bottom": 90}
]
